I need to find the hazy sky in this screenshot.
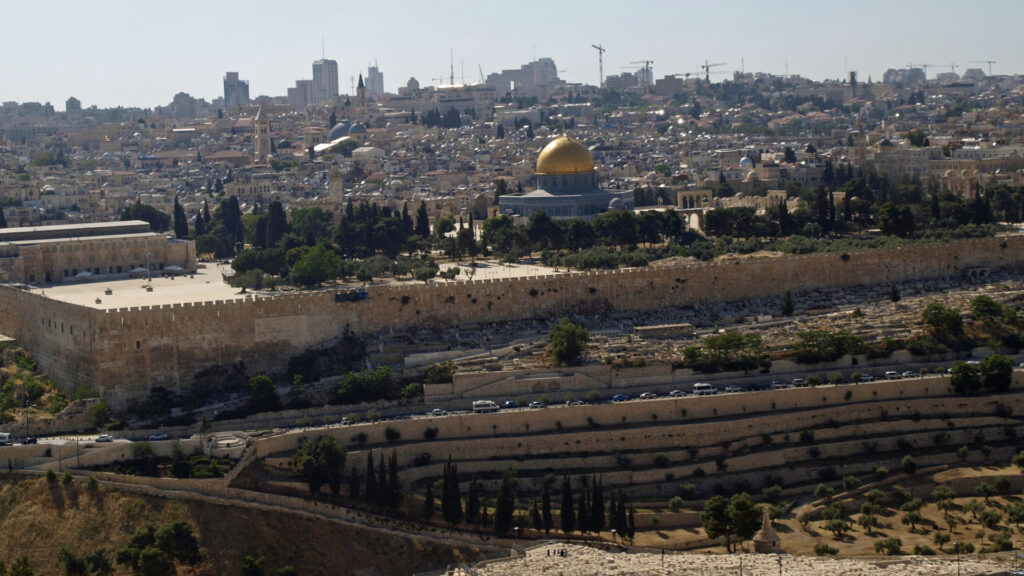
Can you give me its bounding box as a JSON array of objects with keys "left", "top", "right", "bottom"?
[{"left": 2, "top": 0, "right": 1022, "bottom": 109}]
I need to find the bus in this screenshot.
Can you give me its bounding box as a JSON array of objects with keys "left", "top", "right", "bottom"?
[{"left": 472, "top": 400, "right": 499, "bottom": 413}]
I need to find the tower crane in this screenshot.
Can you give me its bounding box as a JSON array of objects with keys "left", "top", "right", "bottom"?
[
  {"left": 592, "top": 44, "right": 606, "bottom": 88},
  {"left": 968, "top": 60, "right": 996, "bottom": 76},
  {"left": 700, "top": 60, "right": 726, "bottom": 83},
  {"left": 630, "top": 60, "right": 654, "bottom": 91}
]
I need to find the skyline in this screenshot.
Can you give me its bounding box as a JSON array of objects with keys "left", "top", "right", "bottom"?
[{"left": 3, "top": 0, "right": 1023, "bottom": 110}]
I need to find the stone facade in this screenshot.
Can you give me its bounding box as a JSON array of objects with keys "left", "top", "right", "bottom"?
[{"left": 0, "top": 235, "right": 1022, "bottom": 407}]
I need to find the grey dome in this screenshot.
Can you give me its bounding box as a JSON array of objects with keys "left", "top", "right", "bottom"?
[
  {"left": 348, "top": 123, "right": 367, "bottom": 135},
  {"left": 328, "top": 122, "right": 351, "bottom": 140}
]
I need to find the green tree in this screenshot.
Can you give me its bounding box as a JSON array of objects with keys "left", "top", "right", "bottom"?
[
  {"left": 414, "top": 202, "right": 430, "bottom": 237},
  {"left": 701, "top": 495, "right": 732, "bottom": 551},
  {"left": 292, "top": 435, "right": 347, "bottom": 494},
  {"left": 560, "top": 473, "right": 575, "bottom": 534},
  {"left": 950, "top": 361, "right": 982, "bottom": 394},
  {"left": 91, "top": 402, "right": 110, "bottom": 429},
  {"left": 247, "top": 374, "right": 281, "bottom": 413},
  {"left": 289, "top": 243, "right": 342, "bottom": 287},
  {"left": 265, "top": 201, "right": 288, "bottom": 248},
  {"left": 981, "top": 354, "right": 1013, "bottom": 391},
  {"left": 549, "top": 318, "right": 589, "bottom": 366},
  {"left": 494, "top": 470, "right": 517, "bottom": 535},
  {"left": 290, "top": 207, "right": 331, "bottom": 245},
  {"left": 241, "top": 556, "right": 265, "bottom": 576},
  {"left": 121, "top": 202, "right": 171, "bottom": 233},
  {"left": 541, "top": 476, "right": 554, "bottom": 536},
  {"left": 172, "top": 196, "right": 188, "bottom": 238}
]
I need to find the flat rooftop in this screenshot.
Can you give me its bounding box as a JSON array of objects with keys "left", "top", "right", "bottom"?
[
  {"left": 27, "top": 259, "right": 567, "bottom": 311},
  {"left": 28, "top": 262, "right": 251, "bottom": 310}
]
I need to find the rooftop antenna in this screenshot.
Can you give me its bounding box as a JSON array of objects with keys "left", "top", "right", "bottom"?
[
  {"left": 592, "top": 43, "right": 606, "bottom": 88},
  {"left": 450, "top": 49, "right": 455, "bottom": 86},
  {"left": 741, "top": 57, "right": 745, "bottom": 74},
  {"left": 321, "top": 37, "right": 325, "bottom": 59}
]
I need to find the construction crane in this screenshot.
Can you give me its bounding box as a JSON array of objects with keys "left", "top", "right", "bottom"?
[
  {"left": 700, "top": 60, "right": 726, "bottom": 83},
  {"left": 630, "top": 60, "right": 654, "bottom": 91},
  {"left": 431, "top": 77, "right": 445, "bottom": 87},
  {"left": 592, "top": 44, "right": 606, "bottom": 88},
  {"left": 478, "top": 64, "right": 485, "bottom": 84},
  {"left": 968, "top": 60, "right": 996, "bottom": 76}
]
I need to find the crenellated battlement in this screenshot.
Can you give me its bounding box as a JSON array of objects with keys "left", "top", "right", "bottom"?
[{"left": 1, "top": 234, "right": 1021, "bottom": 408}]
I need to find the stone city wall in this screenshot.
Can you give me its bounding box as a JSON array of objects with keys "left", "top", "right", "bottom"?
[{"left": 2, "top": 235, "right": 1023, "bottom": 406}]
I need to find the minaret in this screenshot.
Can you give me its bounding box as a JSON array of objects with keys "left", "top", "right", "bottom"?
[{"left": 253, "top": 106, "right": 271, "bottom": 161}]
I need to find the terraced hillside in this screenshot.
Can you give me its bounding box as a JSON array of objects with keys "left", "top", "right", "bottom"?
[{"left": 249, "top": 374, "right": 1024, "bottom": 515}]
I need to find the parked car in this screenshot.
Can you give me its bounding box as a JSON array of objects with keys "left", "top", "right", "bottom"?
[
  {"left": 858, "top": 373, "right": 876, "bottom": 382},
  {"left": 724, "top": 385, "right": 746, "bottom": 393},
  {"left": 95, "top": 434, "right": 114, "bottom": 443},
  {"left": 639, "top": 392, "right": 658, "bottom": 399},
  {"left": 147, "top": 432, "right": 170, "bottom": 441},
  {"left": 430, "top": 408, "right": 447, "bottom": 416},
  {"left": 884, "top": 371, "right": 900, "bottom": 380},
  {"left": 770, "top": 381, "right": 791, "bottom": 390},
  {"left": 565, "top": 400, "right": 584, "bottom": 406},
  {"left": 669, "top": 389, "right": 687, "bottom": 397},
  {"left": 902, "top": 370, "right": 920, "bottom": 378},
  {"left": 612, "top": 394, "right": 631, "bottom": 403},
  {"left": 528, "top": 401, "right": 546, "bottom": 409},
  {"left": 791, "top": 378, "right": 807, "bottom": 387},
  {"left": 340, "top": 417, "right": 352, "bottom": 425},
  {"left": 501, "top": 400, "right": 518, "bottom": 409}
]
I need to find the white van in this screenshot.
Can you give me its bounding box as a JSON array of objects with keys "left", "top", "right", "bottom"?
[
  {"left": 0, "top": 432, "right": 11, "bottom": 445},
  {"left": 692, "top": 383, "right": 716, "bottom": 396},
  {"left": 472, "top": 400, "right": 499, "bottom": 413}
]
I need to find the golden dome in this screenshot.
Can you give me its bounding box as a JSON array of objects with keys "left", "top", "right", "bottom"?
[{"left": 536, "top": 136, "right": 595, "bottom": 175}]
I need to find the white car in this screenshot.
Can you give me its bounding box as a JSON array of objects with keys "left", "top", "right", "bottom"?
[
  {"left": 669, "top": 389, "right": 687, "bottom": 397},
  {"left": 95, "top": 434, "right": 114, "bottom": 443},
  {"left": 430, "top": 408, "right": 447, "bottom": 417},
  {"left": 639, "top": 392, "right": 658, "bottom": 399},
  {"left": 724, "top": 385, "right": 745, "bottom": 393}
]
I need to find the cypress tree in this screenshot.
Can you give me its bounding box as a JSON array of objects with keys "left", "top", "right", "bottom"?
[
  {"left": 415, "top": 201, "right": 430, "bottom": 237},
  {"left": 627, "top": 506, "right": 636, "bottom": 541},
  {"left": 494, "top": 471, "right": 516, "bottom": 535},
  {"left": 389, "top": 451, "right": 401, "bottom": 508},
  {"left": 560, "top": 473, "right": 575, "bottom": 535},
  {"left": 348, "top": 466, "right": 360, "bottom": 500},
  {"left": 194, "top": 211, "right": 205, "bottom": 236},
  {"left": 401, "top": 202, "right": 414, "bottom": 236},
  {"left": 590, "top": 476, "right": 605, "bottom": 533},
  {"left": 541, "top": 476, "right": 553, "bottom": 536},
  {"left": 465, "top": 476, "right": 480, "bottom": 527},
  {"left": 173, "top": 195, "right": 188, "bottom": 238},
  {"left": 531, "top": 502, "right": 543, "bottom": 531},
  {"left": 423, "top": 483, "right": 435, "bottom": 522},
  {"left": 614, "top": 490, "right": 628, "bottom": 536},
  {"left": 577, "top": 481, "right": 589, "bottom": 534},
  {"left": 365, "top": 452, "right": 376, "bottom": 504},
  {"left": 266, "top": 201, "right": 287, "bottom": 248},
  {"left": 377, "top": 453, "right": 389, "bottom": 507}
]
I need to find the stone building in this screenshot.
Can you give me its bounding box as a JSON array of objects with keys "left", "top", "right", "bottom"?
[
  {"left": 498, "top": 135, "right": 635, "bottom": 219},
  {"left": 0, "top": 220, "right": 196, "bottom": 284}
]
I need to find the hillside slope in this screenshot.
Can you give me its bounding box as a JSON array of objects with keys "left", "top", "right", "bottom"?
[{"left": 0, "top": 475, "right": 484, "bottom": 575}]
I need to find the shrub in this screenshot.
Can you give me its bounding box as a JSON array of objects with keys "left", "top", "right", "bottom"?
[
  {"left": 901, "top": 454, "right": 918, "bottom": 474},
  {"left": 423, "top": 427, "right": 438, "bottom": 440},
  {"left": 875, "top": 537, "right": 903, "bottom": 555},
  {"left": 384, "top": 427, "right": 401, "bottom": 442},
  {"left": 913, "top": 545, "right": 936, "bottom": 556},
  {"left": 814, "top": 543, "right": 839, "bottom": 556},
  {"left": 669, "top": 496, "right": 685, "bottom": 512},
  {"left": 874, "top": 466, "right": 889, "bottom": 481},
  {"left": 46, "top": 469, "right": 57, "bottom": 483}
]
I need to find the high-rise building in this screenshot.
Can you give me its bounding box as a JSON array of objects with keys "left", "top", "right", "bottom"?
[
  {"left": 485, "top": 58, "right": 559, "bottom": 93},
  {"left": 223, "top": 72, "right": 250, "bottom": 110},
  {"left": 367, "top": 63, "right": 384, "bottom": 96},
  {"left": 65, "top": 96, "right": 81, "bottom": 118},
  {"left": 312, "top": 59, "right": 339, "bottom": 103},
  {"left": 288, "top": 79, "right": 315, "bottom": 110}
]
